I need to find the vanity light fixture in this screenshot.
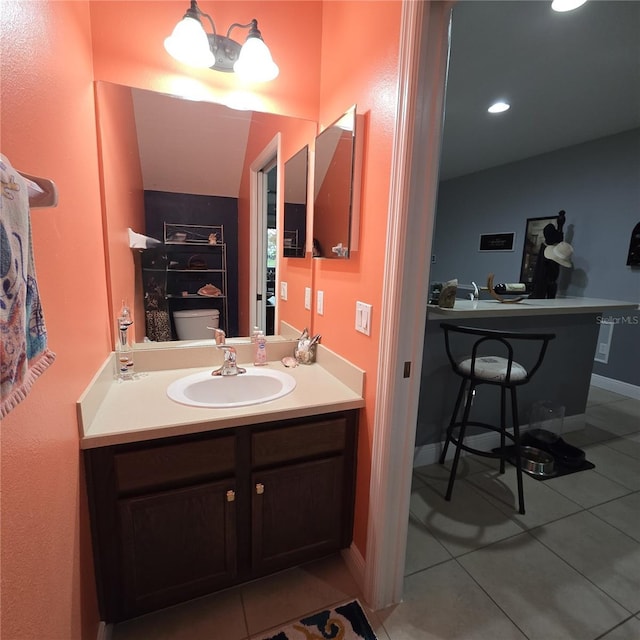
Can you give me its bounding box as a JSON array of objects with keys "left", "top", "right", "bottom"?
[
  {"left": 551, "top": 0, "right": 588, "bottom": 12},
  {"left": 488, "top": 101, "right": 510, "bottom": 114},
  {"left": 164, "top": 0, "right": 279, "bottom": 82}
]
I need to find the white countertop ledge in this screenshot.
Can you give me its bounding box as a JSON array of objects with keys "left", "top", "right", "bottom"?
[
  {"left": 427, "top": 296, "right": 638, "bottom": 319},
  {"left": 78, "top": 344, "right": 365, "bottom": 449}
]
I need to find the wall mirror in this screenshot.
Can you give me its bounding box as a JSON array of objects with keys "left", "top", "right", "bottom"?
[
  {"left": 283, "top": 145, "right": 308, "bottom": 258},
  {"left": 95, "top": 81, "right": 317, "bottom": 343},
  {"left": 312, "top": 105, "right": 360, "bottom": 259}
]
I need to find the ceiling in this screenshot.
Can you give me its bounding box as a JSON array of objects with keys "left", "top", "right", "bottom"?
[
  {"left": 131, "top": 1, "right": 640, "bottom": 191},
  {"left": 132, "top": 89, "right": 253, "bottom": 197},
  {"left": 439, "top": 0, "right": 640, "bottom": 180}
]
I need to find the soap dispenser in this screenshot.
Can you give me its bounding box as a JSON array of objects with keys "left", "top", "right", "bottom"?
[
  {"left": 253, "top": 331, "right": 267, "bottom": 366},
  {"left": 115, "top": 300, "right": 134, "bottom": 380}
]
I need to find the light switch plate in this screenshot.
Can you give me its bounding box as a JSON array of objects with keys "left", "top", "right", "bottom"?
[
  {"left": 304, "top": 287, "right": 311, "bottom": 310},
  {"left": 317, "top": 290, "right": 324, "bottom": 315},
  {"left": 280, "top": 281, "right": 288, "bottom": 301},
  {"left": 355, "top": 301, "right": 372, "bottom": 335}
]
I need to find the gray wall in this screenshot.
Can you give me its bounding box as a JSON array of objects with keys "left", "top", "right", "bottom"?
[{"left": 431, "top": 128, "right": 640, "bottom": 386}]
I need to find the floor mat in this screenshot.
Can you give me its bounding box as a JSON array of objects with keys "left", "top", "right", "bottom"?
[{"left": 258, "top": 599, "right": 377, "bottom": 640}]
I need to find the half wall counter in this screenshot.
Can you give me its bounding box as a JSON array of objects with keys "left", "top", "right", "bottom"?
[{"left": 416, "top": 297, "right": 638, "bottom": 458}]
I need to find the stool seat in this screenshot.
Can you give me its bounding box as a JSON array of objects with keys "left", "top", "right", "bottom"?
[
  {"left": 457, "top": 355, "right": 527, "bottom": 382},
  {"left": 439, "top": 322, "right": 555, "bottom": 514}
]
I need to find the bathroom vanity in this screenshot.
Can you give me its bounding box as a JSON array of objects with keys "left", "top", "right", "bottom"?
[{"left": 78, "top": 340, "right": 365, "bottom": 623}]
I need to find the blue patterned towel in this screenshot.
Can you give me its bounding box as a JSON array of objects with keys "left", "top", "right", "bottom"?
[{"left": 0, "top": 153, "right": 55, "bottom": 418}]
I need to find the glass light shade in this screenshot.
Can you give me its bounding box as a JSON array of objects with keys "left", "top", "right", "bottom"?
[
  {"left": 488, "top": 101, "right": 510, "bottom": 114},
  {"left": 164, "top": 16, "right": 215, "bottom": 68},
  {"left": 551, "top": 0, "right": 587, "bottom": 11},
  {"left": 233, "top": 37, "right": 279, "bottom": 82}
]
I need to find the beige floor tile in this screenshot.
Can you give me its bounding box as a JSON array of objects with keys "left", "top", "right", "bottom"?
[
  {"left": 564, "top": 422, "right": 619, "bottom": 448},
  {"left": 404, "top": 515, "right": 452, "bottom": 575},
  {"left": 598, "top": 616, "right": 640, "bottom": 640},
  {"left": 544, "top": 468, "right": 631, "bottom": 509},
  {"left": 111, "top": 587, "right": 247, "bottom": 640},
  {"left": 604, "top": 433, "right": 640, "bottom": 461},
  {"left": 590, "top": 492, "right": 640, "bottom": 543},
  {"left": 458, "top": 533, "right": 629, "bottom": 640},
  {"left": 377, "top": 559, "right": 527, "bottom": 640},
  {"left": 413, "top": 457, "right": 493, "bottom": 486},
  {"left": 586, "top": 400, "right": 640, "bottom": 437},
  {"left": 587, "top": 387, "right": 629, "bottom": 407},
  {"left": 584, "top": 444, "right": 640, "bottom": 490},
  {"left": 241, "top": 555, "right": 361, "bottom": 636},
  {"left": 531, "top": 511, "right": 640, "bottom": 613},
  {"left": 466, "top": 465, "right": 582, "bottom": 529},
  {"left": 409, "top": 477, "right": 523, "bottom": 557}
]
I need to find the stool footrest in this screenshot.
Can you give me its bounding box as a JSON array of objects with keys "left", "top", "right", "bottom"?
[{"left": 448, "top": 421, "right": 519, "bottom": 459}]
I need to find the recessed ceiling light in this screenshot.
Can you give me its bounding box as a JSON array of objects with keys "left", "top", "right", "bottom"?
[
  {"left": 551, "top": 0, "right": 587, "bottom": 12},
  {"left": 488, "top": 102, "right": 510, "bottom": 114}
]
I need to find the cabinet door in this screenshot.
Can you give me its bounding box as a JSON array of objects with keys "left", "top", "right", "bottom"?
[
  {"left": 251, "top": 456, "right": 345, "bottom": 576},
  {"left": 118, "top": 480, "right": 237, "bottom": 619}
]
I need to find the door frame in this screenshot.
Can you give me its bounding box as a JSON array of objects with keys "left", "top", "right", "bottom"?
[
  {"left": 363, "top": 1, "right": 453, "bottom": 609},
  {"left": 249, "top": 134, "right": 281, "bottom": 333}
]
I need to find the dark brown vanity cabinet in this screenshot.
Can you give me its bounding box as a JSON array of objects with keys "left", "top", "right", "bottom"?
[{"left": 84, "top": 411, "right": 357, "bottom": 623}]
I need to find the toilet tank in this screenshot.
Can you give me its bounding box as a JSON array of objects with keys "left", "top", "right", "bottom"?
[{"left": 172, "top": 309, "right": 220, "bottom": 340}]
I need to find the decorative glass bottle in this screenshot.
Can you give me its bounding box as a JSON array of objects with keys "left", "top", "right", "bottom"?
[{"left": 115, "top": 301, "right": 134, "bottom": 380}]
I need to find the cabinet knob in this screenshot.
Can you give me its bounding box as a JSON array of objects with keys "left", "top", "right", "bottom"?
[
  {"left": 255, "top": 483, "right": 264, "bottom": 495},
  {"left": 226, "top": 490, "right": 235, "bottom": 502}
]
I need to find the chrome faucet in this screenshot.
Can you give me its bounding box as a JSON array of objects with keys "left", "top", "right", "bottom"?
[
  {"left": 211, "top": 329, "right": 246, "bottom": 376},
  {"left": 212, "top": 346, "right": 247, "bottom": 376}
]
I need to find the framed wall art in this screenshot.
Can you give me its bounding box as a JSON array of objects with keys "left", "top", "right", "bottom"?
[{"left": 478, "top": 232, "right": 515, "bottom": 252}]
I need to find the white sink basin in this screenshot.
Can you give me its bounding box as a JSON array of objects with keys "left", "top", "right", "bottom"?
[{"left": 167, "top": 367, "right": 297, "bottom": 408}]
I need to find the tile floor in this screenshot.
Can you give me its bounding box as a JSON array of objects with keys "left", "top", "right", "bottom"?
[{"left": 111, "top": 387, "right": 640, "bottom": 640}]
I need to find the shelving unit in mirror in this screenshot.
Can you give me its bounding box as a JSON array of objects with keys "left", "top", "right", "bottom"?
[{"left": 140, "top": 224, "right": 229, "bottom": 340}]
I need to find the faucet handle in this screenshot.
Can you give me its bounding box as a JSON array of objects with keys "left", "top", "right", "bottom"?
[{"left": 220, "top": 346, "right": 236, "bottom": 360}]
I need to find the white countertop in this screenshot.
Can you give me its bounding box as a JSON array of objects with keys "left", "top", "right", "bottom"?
[
  {"left": 427, "top": 296, "right": 638, "bottom": 319},
  {"left": 78, "top": 343, "right": 365, "bottom": 449}
]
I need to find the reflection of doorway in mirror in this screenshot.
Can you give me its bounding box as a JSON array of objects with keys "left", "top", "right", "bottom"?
[
  {"left": 265, "top": 164, "right": 277, "bottom": 335},
  {"left": 257, "top": 159, "right": 278, "bottom": 336}
]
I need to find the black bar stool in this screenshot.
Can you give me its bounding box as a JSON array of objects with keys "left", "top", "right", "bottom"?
[{"left": 439, "top": 322, "right": 555, "bottom": 514}]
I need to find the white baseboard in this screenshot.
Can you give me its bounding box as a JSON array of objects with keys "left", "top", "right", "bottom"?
[
  {"left": 341, "top": 543, "right": 366, "bottom": 597},
  {"left": 590, "top": 374, "right": 640, "bottom": 400},
  {"left": 413, "top": 414, "right": 586, "bottom": 468},
  {"left": 96, "top": 621, "right": 111, "bottom": 640}
]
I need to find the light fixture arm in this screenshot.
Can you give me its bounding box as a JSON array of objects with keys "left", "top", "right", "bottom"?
[
  {"left": 226, "top": 19, "right": 261, "bottom": 41},
  {"left": 186, "top": 0, "right": 216, "bottom": 36}
]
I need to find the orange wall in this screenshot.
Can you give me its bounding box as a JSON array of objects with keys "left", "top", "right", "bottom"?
[
  {"left": 1, "top": 2, "right": 109, "bottom": 639},
  {"left": 313, "top": 1, "right": 402, "bottom": 553},
  {"left": 1, "top": 2, "right": 403, "bottom": 637},
  {"left": 88, "top": 1, "right": 322, "bottom": 123},
  {"left": 94, "top": 82, "right": 146, "bottom": 342}
]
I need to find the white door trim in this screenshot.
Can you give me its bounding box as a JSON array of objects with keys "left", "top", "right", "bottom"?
[
  {"left": 363, "top": 1, "right": 452, "bottom": 610},
  {"left": 249, "top": 134, "right": 281, "bottom": 332}
]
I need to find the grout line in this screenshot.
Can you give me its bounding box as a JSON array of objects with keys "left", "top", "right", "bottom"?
[
  {"left": 453, "top": 543, "right": 534, "bottom": 640},
  {"left": 528, "top": 517, "right": 638, "bottom": 617},
  {"left": 593, "top": 615, "right": 640, "bottom": 640}
]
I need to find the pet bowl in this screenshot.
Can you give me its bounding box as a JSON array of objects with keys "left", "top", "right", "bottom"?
[{"left": 520, "top": 446, "right": 555, "bottom": 477}]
